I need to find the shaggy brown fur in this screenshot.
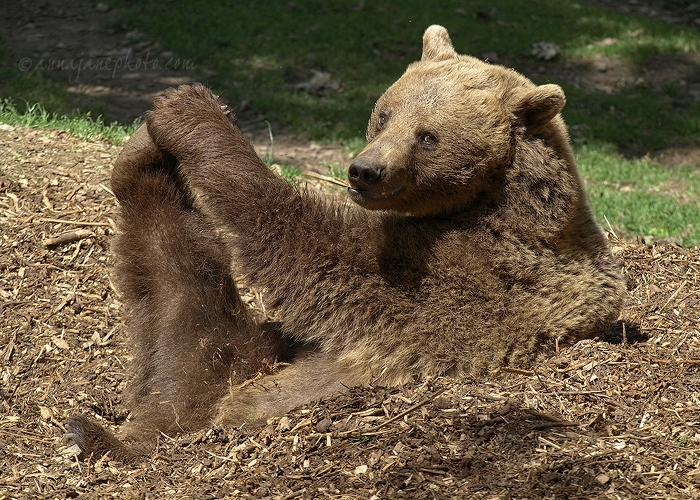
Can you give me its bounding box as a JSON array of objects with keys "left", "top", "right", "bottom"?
[{"left": 65, "top": 25, "right": 624, "bottom": 461}]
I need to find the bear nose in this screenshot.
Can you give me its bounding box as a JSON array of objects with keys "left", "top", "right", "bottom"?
[{"left": 348, "top": 158, "right": 383, "bottom": 189}]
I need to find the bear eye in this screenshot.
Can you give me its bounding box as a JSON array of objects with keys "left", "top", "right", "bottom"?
[
  {"left": 377, "top": 112, "right": 388, "bottom": 128},
  {"left": 419, "top": 132, "right": 437, "bottom": 147}
]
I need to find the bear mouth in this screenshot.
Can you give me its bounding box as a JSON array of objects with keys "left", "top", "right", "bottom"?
[{"left": 347, "top": 186, "right": 404, "bottom": 208}]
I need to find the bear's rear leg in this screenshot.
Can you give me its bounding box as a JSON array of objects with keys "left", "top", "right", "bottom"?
[
  {"left": 66, "top": 126, "right": 283, "bottom": 460},
  {"left": 64, "top": 415, "right": 147, "bottom": 462}
]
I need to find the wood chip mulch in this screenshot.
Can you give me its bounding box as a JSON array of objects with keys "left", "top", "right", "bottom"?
[{"left": 1, "top": 125, "right": 699, "bottom": 499}]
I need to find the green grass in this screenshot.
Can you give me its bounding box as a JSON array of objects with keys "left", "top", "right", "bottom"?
[
  {"left": 101, "top": 0, "right": 700, "bottom": 146},
  {"left": 0, "top": 99, "right": 136, "bottom": 145},
  {"left": 578, "top": 142, "right": 700, "bottom": 247},
  {"left": 563, "top": 84, "right": 700, "bottom": 156},
  {"left": 1, "top": 1, "right": 699, "bottom": 245},
  {"left": 0, "top": 39, "right": 136, "bottom": 145},
  {"left": 322, "top": 160, "right": 347, "bottom": 180},
  {"left": 277, "top": 164, "right": 303, "bottom": 185}
]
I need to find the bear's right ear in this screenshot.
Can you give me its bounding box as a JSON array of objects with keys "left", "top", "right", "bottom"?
[
  {"left": 421, "top": 25, "right": 458, "bottom": 62},
  {"left": 512, "top": 84, "right": 566, "bottom": 132}
]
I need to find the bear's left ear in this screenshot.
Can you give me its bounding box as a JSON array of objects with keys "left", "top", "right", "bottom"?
[
  {"left": 512, "top": 84, "right": 566, "bottom": 132},
  {"left": 421, "top": 25, "right": 458, "bottom": 62}
]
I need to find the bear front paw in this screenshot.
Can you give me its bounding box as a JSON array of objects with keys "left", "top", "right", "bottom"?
[{"left": 146, "top": 83, "right": 233, "bottom": 162}]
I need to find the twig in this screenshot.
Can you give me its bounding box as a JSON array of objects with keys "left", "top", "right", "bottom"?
[
  {"left": 418, "top": 467, "right": 448, "bottom": 475},
  {"left": 481, "top": 394, "right": 510, "bottom": 402},
  {"left": 40, "top": 218, "right": 110, "bottom": 227},
  {"left": 0, "top": 300, "right": 30, "bottom": 313},
  {"left": 1, "top": 428, "right": 56, "bottom": 444},
  {"left": 603, "top": 215, "right": 618, "bottom": 238},
  {"left": 522, "top": 408, "right": 578, "bottom": 426},
  {"left": 265, "top": 120, "right": 274, "bottom": 163},
  {"left": 499, "top": 367, "right": 534, "bottom": 376},
  {"left": 302, "top": 170, "right": 351, "bottom": 188},
  {"left": 99, "top": 183, "right": 115, "bottom": 197},
  {"left": 44, "top": 229, "right": 93, "bottom": 247},
  {"left": 282, "top": 489, "right": 307, "bottom": 499},
  {"left": 531, "top": 421, "right": 579, "bottom": 430},
  {"left": 539, "top": 390, "right": 606, "bottom": 396},
  {"left": 651, "top": 358, "right": 700, "bottom": 364},
  {"left": 370, "top": 386, "right": 448, "bottom": 432},
  {"left": 204, "top": 450, "right": 238, "bottom": 462},
  {"left": 659, "top": 280, "right": 687, "bottom": 313},
  {"left": 557, "top": 358, "right": 595, "bottom": 373}
]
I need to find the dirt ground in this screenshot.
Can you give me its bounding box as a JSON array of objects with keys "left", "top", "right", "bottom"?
[
  {"left": 0, "top": 123, "right": 699, "bottom": 499},
  {"left": 1, "top": 1, "right": 700, "bottom": 499}
]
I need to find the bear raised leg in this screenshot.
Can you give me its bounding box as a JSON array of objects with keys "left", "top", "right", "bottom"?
[{"left": 65, "top": 124, "right": 284, "bottom": 460}]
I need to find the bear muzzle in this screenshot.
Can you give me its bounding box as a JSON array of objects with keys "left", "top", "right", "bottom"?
[{"left": 347, "top": 157, "right": 406, "bottom": 208}]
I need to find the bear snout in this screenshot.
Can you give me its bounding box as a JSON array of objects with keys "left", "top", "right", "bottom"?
[
  {"left": 348, "top": 157, "right": 384, "bottom": 190},
  {"left": 347, "top": 155, "right": 410, "bottom": 209}
]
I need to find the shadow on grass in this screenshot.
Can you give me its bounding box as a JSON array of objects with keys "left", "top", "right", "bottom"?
[
  {"left": 2, "top": 0, "right": 699, "bottom": 152},
  {"left": 92, "top": 0, "right": 700, "bottom": 149}
]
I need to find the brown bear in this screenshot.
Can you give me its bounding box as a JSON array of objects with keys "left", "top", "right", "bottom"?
[{"left": 64, "top": 25, "right": 624, "bottom": 461}]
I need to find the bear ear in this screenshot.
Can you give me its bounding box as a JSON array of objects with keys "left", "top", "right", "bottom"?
[
  {"left": 421, "top": 25, "right": 458, "bottom": 62},
  {"left": 512, "top": 84, "right": 566, "bottom": 132}
]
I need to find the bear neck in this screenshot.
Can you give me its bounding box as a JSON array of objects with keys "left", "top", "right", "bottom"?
[{"left": 491, "top": 132, "right": 593, "bottom": 244}]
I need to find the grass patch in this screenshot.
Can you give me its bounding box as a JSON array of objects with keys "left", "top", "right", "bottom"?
[
  {"left": 0, "top": 38, "right": 110, "bottom": 120},
  {"left": 0, "top": 37, "right": 135, "bottom": 144},
  {"left": 0, "top": 99, "right": 136, "bottom": 145},
  {"left": 564, "top": 13, "right": 700, "bottom": 63},
  {"left": 277, "top": 164, "right": 302, "bottom": 185},
  {"left": 563, "top": 84, "right": 700, "bottom": 156},
  {"left": 102, "top": 0, "right": 700, "bottom": 145},
  {"left": 322, "top": 160, "right": 347, "bottom": 180},
  {"left": 577, "top": 142, "right": 700, "bottom": 247}
]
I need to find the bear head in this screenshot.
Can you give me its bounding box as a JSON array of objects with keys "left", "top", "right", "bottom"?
[{"left": 347, "top": 25, "right": 568, "bottom": 217}]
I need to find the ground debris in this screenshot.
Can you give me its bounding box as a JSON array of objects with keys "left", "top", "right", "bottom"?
[{"left": 2, "top": 126, "right": 700, "bottom": 499}]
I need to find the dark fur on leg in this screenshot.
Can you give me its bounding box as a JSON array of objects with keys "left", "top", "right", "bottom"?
[
  {"left": 64, "top": 415, "right": 147, "bottom": 462},
  {"left": 65, "top": 124, "right": 285, "bottom": 460}
]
